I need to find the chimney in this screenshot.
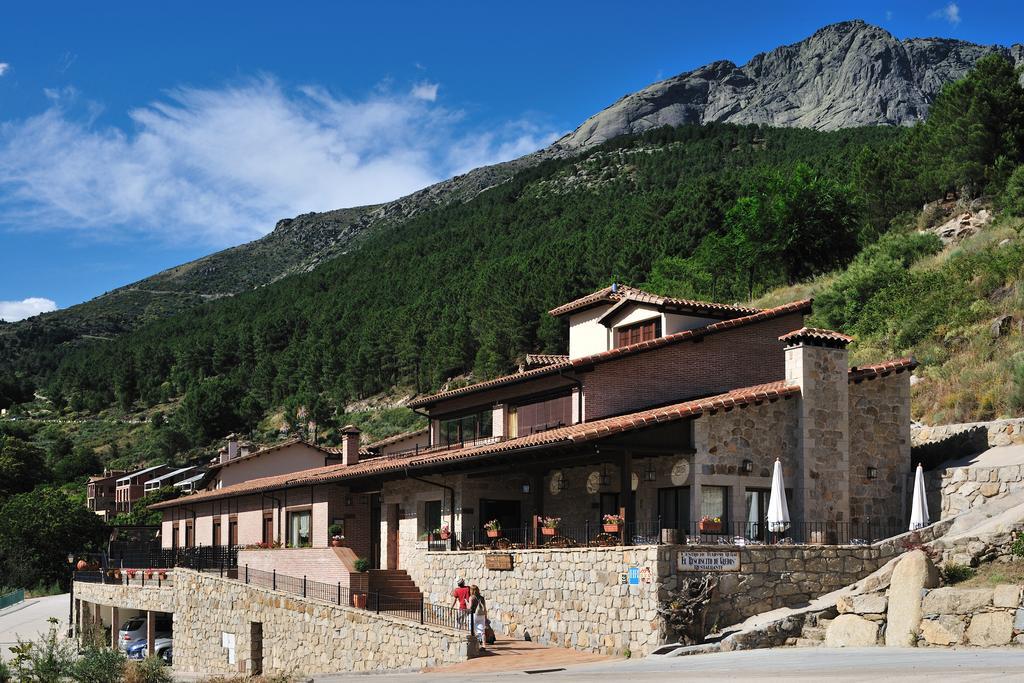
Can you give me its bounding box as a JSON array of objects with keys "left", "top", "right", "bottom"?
[
  {"left": 341, "top": 425, "right": 362, "bottom": 466},
  {"left": 780, "top": 328, "right": 852, "bottom": 533},
  {"left": 227, "top": 438, "right": 239, "bottom": 460},
  {"left": 218, "top": 446, "right": 229, "bottom": 464}
]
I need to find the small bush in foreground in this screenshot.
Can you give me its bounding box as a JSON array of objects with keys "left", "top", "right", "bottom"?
[{"left": 942, "top": 562, "right": 976, "bottom": 584}]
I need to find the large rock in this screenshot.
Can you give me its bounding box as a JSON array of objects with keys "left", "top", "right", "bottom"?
[
  {"left": 836, "top": 593, "right": 888, "bottom": 615},
  {"left": 966, "top": 612, "right": 1014, "bottom": 646},
  {"left": 992, "top": 584, "right": 1021, "bottom": 608},
  {"left": 920, "top": 615, "right": 966, "bottom": 646},
  {"left": 921, "top": 587, "right": 993, "bottom": 615},
  {"left": 885, "top": 550, "right": 939, "bottom": 647},
  {"left": 824, "top": 614, "right": 880, "bottom": 647}
]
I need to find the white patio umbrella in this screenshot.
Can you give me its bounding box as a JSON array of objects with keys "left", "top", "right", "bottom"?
[
  {"left": 909, "top": 463, "right": 930, "bottom": 531},
  {"left": 766, "top": 458, "right": 791, "bottom": 533}
]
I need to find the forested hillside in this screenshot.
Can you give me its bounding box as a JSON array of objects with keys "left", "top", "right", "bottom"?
[{"left": 2, "top": 55, "right": 1023, "bottom": 467}]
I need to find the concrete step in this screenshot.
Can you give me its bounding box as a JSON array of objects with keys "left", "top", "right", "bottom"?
[{"left": 800, "top": 626, "right": 827, "bottom": 641}]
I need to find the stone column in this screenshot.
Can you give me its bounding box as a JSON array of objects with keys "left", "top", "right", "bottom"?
[
  {"left": 110, "top": 606, "right": 119, "bottom": 648},
  {"left": 146, "top": 611, "right": 155, "bottom": 657},
  {"left": 783, "top": 329, "right": 851, "bottom": 540}
]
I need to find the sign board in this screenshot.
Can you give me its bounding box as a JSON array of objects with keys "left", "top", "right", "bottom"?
[
  {"left": 639, "top": 567, "right": 653, "bottom": 584},
  {"left": 627, "top": 566, "right": 640, "bottom": 585},
  {"left": 484, "top": 554, "right": 513, "bottom": 571},
  {"left": 619, "top": 572, "right": 628, "bottom": 585},
  {"left": 678, "top": 551, "right": 741, "bottom": 572}
]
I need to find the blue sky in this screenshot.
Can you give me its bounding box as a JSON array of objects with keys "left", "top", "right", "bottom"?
[{"left": 1, "top": 1, "right": 1021, "bottom": 319}]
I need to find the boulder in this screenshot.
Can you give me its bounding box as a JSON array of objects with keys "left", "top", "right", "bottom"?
[
  {"left": 992, "top": 584, "right": 1021, "bottom": 609},
  {"left": 921, "top": 587, "right": 993, "bottom": 615},
  {"left": 965, "top": 612, "right": 1013, "bottom": 646},
  {"left": 920, "top": 615, "right": 966, "bottom": 646},
  {"left": 824, "top": 614, "right": 880, "bottom": 647},
  {"left": 836, "top": 593, "right": 888, "bottom": 615},
  {"left": 886, "top": 550, "right": 939, "bottom": 647}
]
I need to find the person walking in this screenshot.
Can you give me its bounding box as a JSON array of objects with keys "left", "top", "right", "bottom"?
[
  {"left": 451, "top": 578, "right": 470, "bottom": 629},
  {"left": 469, "top": 584, "right": 488, "bottom": 650}
]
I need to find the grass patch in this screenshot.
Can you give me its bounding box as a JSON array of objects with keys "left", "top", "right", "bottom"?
[{"left": 955, "top": 559, "right": 1024, "bottom": 588}]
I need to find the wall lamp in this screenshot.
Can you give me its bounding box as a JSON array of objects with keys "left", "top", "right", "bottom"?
[
  {"left": 866, "top": 466, "right": 878, "bottom": 480},
  {"left": 741, "top": 459, "right": 754, "bottom": 474}
]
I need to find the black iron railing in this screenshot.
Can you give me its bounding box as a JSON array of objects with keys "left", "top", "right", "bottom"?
[
  {"left": 428, "top": 518, "right": 907, "bottom": 551},
  {"left": 233, "top": 566, "right": 463, "bottom": 631},
  {"left": 109, "top": 544, "right": 239, "bottom": 571}
]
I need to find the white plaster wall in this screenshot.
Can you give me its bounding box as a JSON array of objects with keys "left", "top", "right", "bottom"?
[{"left": 568, "top": 306, "right": 611, "bottom": 359}]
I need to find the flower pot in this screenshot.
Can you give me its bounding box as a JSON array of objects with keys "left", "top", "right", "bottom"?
[
  {"left": 440, "top": 531, "right": 451, "bottom": 540},
  {"left": 75, "top": 559, "right": 88, "bottom": 571},
  {"left": 352, "top": 593, "right": 367, "bottom": 609},
  {"left": 602, "top": 524, "right": 621, "bottom": 533},
  {"left": 698, "top": 521, "right": 722, "bottom": 534},
  {"left": 541, "top": 527, "right": 557, "bottom": 536},
  {"left": 486, "top": 530, "right": 501, "bottom": 538},
  {"left": 331, "top": 539, "right": 344, "bottom": 547}
]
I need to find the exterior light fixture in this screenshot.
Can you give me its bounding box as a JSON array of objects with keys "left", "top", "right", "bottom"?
[
  {"left": 644, "top": 460, "right": 657, "bottom": 482},
  {"left": 67, "top": 553, "right": 75, "bottom": 565},
  {"left": 557, "top": 473, "right": 569, "bottom": 492},
  {"left": 741, "top": 459, "right": 754, "bottom": 474},
  {"left": 600, "top": 465, "right": 611, "bottom": 488},
  {"left": 866, "top": 466, "right": 878, "bottom": 480},
  {"left": 521, "top": 482, "right": 531, "bottom": 494}
]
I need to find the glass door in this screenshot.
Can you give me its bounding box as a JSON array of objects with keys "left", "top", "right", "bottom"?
[
  {"left": 744, "top": 488, "right": 770, "bottom": 541},
  {"left": 288, "top": 510, "right": 312, "bottom": 548}
]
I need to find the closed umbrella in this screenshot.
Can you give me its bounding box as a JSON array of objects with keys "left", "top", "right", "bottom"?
[
  {"left": 909, "top": 463, "right": 929, "bottom": 531},
  {"left": 766, "top": 458, "right": 790, "bottom": 533}
]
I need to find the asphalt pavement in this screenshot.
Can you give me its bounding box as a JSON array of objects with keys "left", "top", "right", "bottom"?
[{"left": 0, "top": 593, "right": 70, "bottom": 661}]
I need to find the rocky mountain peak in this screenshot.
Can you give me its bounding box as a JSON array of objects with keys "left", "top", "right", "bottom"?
[{"left": 553, "top": 20, "right": 1023, "bottom": 151}]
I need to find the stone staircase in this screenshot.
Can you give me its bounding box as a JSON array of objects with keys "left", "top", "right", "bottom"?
[{"left": 790, "top": 609, "right": 836, "bottom": 647}]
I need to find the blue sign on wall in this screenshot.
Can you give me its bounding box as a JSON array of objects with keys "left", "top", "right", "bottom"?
[{"left": 627, "top": 566, "right": 640, "bottom": 586}]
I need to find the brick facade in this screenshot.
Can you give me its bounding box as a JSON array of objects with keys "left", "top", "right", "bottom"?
[{"left": 582, "top": 311, "right": 804, "bottom": 420}]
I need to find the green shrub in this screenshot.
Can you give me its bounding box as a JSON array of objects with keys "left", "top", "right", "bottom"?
[
  {"left": 72, "top": 646, "right": 125, "bottom": 683},
  {"left": 0, "top": 659, "right": 11, "bottom": 683},
  {"left": 1011, "top": 531, "right": 1024, "bottom": 559},
  {"left": 123, "top": 656, "right": 173, "bottom": 683},
  {"left": 1001, "top": 165, "right": 1024, "bottom": 217},
  {"left": 942, "top": 562, "right": 976, "bottom": 584},
  {"left": 354, "top": 557, "right": 370, "bottom": 572},
  {"left": 8, "top": 619, "right": 76, "bottom": 682}
]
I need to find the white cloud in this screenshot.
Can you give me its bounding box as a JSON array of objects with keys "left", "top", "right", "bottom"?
[
  {"left": 0, "top": 78, "right": 559, "bottom": 247},
  {"left": 930, "top": 2, "right": 961, "bottom": 25},
  {"left": 410, "top": 81, "right": 439, "bottom": 102},
  {"left": 0, "top": 297, "right": 57, "bottom": 322},
  {"left": 0, "top": 63, "right": 9, "bottom": 77}
]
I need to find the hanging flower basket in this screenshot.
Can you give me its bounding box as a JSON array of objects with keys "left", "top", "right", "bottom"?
[
  {"left": 542, "top": 527, "right": 557, "bottom": 536},
  {"left": 603, "top": 524, "right": 621, "bottom": 533},
  {"left": 486, "top": 529, "right": 502, "bottom": 538},
  {"left": 698, "top": 517, "right": 722, "bottom": 534},
  {"left": 484, "top": 520, "right": 501, "bottom": 538}
]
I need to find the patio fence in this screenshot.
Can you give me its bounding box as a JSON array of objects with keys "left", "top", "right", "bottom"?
[
  {"left": 0, "top": 589, "right": 24, "bottom": 610},
  {"left": 108, "top": 544, "right": 238, "bottom": 571},
  {"left": 427, "top": 519, "right": 908, "bottom": 551}
]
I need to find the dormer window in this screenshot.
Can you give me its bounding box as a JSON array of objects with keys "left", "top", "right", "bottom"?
[{"left": 615, "top": 318, "right": 661, "bottom": 348}]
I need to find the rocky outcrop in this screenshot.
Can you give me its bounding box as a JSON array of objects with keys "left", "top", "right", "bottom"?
[{"left": 554, "top": 21, "right": 1023, "bottom": 151}]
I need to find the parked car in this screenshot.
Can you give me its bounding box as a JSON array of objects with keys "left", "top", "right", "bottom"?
[
  {"left": 125, "top": 637, "right": 172, "bottom": 662},
  {"left": 117, "top": 616, "right": 172, "bottom": 652}
]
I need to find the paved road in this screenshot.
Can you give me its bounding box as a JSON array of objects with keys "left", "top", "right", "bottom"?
[
  {"left": 312, "top": 647, "right": 1024, "bottom": 682},
  {"left": 0, "top": 594, "right": 69, "bottom": 661}
]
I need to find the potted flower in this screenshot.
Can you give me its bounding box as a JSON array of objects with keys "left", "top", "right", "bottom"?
[
  {"left": 112, "top": 568, "right": 122, "bottom": 580},
  {"left": 144, "top": 569, "right": 154, "bottom": 580},
  {"left": 125, "top": 569, "right": 137, "bottom": 581},
  {"left": 698, "top": 515, "right": 723, "bottom": 534},
  {"left": 157, "top": 569, "right": 168, "bottom": 581},
  {"left": 484, "top": 519, "right": 502, "bottom": 538},
  {"left": 540, "top": 517, "right": 561, "bottom": 536},
  {"left": 602, "top": 513, "right": 624, "bottom": 533},
  {"left": 329, "top": 524, "right": 345, "bottom": 547},
  {"left": 438, "top": 524, "right": 451, "bottom": 540}
]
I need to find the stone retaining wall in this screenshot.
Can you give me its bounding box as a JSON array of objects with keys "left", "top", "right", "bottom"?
[
  {"left": 75, "top": 570, "right": 474, "bottom": 676},
  {"left": 913, "top": 418, "right": 1024, "bottom": 449},
  {"left": 936, "top": 465, "right": 1024, "bottom": 517},
  {"left": 412, "top": 536, "right": 925, "bottom": 657}
]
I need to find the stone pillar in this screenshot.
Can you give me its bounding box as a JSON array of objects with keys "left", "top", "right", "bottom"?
[
  {"left": 783, "top": 329, "right": 851, "bottom": 540},
  {"left": 146, "top": 610, "right": 155, "bottom": 657},
  {"left": 110, "top": 606, "right": 119, "bottom": 648},
  {"left": 492, "top": 404, "right": 506, "bottom": 439}
]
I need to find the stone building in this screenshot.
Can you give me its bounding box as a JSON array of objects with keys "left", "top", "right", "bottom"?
[{"left": 114, "top": 286, "right": 919, "bottom": 665}]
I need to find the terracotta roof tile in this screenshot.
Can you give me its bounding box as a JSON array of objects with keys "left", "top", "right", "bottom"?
[
  {"left": 153, "top": 381, "right": 799, "bottom": 510},
  {"left": 779, "top": 327, "right": 854, "bottom": 346},
  {"left": 848, "top": 357, "right": 919, "bottom": 382},
  {"left": 548, "top": 284, "right": 762, "bottom": 318},
  {"left": 523, "top": 353, "right": 570, "bottom": 367}
]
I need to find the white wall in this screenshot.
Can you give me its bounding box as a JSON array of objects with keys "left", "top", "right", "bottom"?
[{"left": 568, "top": 306, "right": 611, "bottom": 359}]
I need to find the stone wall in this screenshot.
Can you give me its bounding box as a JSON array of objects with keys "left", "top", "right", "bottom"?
[
  {"left": 935, "top": 465, "right": 1024, "bottom": 518},
  {"left": 407, "top": 539, "right": 913, "bottom": 657},
  {"left": 848, "top": 375, "right": 912, "bottom": 527},
  {"left": 913, "top": 418, "right": 1024, "bottom": 449},
  {"left": 75, "top": 569, "right": 474, "bottom": 676}
]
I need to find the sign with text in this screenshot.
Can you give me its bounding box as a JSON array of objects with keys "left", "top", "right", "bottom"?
[
  {"left": 484, "top": 554, "right": 513, "bottom": 570},
  {"left": 628, "top": 566, "right": 640, "bottom": 585},
  {"left": 678, "top": 551, "right": 741, "bottom": 572}
]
